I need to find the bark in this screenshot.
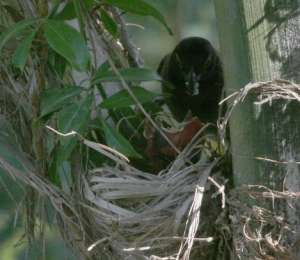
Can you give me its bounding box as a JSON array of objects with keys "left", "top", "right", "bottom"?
[{"left": 215, "top": 0, "right": 300, "bottom": 258}]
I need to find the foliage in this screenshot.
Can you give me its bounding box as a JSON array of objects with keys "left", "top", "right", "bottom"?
[{"left": 0, "top": 0, "right": 172, "bottom": 258}]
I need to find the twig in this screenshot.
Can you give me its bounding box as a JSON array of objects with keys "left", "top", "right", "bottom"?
[
  {"left": 46, "top": 125, "right": 129, "bottom": 162},
  {"left": 208, "top": 176, "right": 226, "bottom": 209}
]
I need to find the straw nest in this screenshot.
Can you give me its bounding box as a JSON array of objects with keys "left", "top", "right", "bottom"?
[
  {"left": 79, "top": 133, "right": 229, "bottom": 260},
  {"left": 76, "top": 79, "right": 300, "bottom": 259},
  {"left": 58, "top": 79, "right": 300, "bottom": 259}
]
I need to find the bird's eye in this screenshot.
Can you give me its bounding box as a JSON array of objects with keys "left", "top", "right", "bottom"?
[{"left": 175, "top": 54, "right": 183, "bottom": 69}]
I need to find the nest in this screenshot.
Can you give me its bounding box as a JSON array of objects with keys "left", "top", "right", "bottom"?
[
  {"left": 80, "top": 135, "right": 228, "bottom": 260},
  {"left": 3, "top": 79, "right": 300, "bottom": 259},
  {"left": 64, "top": 79, "right": 300, "bottom": 259}
]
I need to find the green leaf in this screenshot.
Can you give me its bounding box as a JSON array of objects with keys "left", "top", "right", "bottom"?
[
  {"left": 140, "top": 100, "right": 164, "bottom": 114},
  {"left": 52, "top": 52, "right": 68, "bottom": 79},
  {"left": 55, "top": 2, "right": 76, "bottom": 20},
  {"left": 96, "top": 57, "right": 119, "bottom": 74},
  {"left": 40, "top": 86, "right": 86, "bottom": 117},
  {"left": 92, "top": 68, "right": 162, "bottom": 84},
  {"left": 56, "top": 95, "right": 93, "bottom": 167},
  {"left": 47, "top": 48, "right": 68, "bottom": 79},
  {"left": 55, "top": 0, "right": 95, "bottom": 20},
  {"left": 49, "top": 156, "right": 62, "bottom": 188},
  {"left": 0, "top": 142, "right": 26, "bottom": 172},
  {"left": 81, "top": 0, "right": 96, "bottom": 10},
  {"left": 56, "top": 137, "right": 79, "bottom": 168},
  {"left": 12, "top": 30, "right": 36, "bottom": 70},
  {"left": 73, "top": 0, "right": 85, "bottom": 37},
  {"left": 97, "top": 60, "right": 111, "bottom": 74},
  {"left": 0, "top": 18, "right": 42, "bottom": 53},
  {"left": 100, "top": 8, "right": 118, "bottom": 37},
  {"left": 100, "top": 86, "right": 170, "bottom": 109},
  {"left": 101, "top": 119, "right": 142, "bottom": 158},
  {"left": 57, "top": 94, "right": 93, "bottom": 140},
  {"left": 44, "top": 19, "right": 89, "bottom": 72},
  {"left": 103, "top": 0, "right": 173, "bottom": 35}
]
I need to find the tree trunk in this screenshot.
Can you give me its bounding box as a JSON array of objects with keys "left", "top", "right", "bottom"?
[{"left": 215, "top": 0, "right": 300, "bottom": 258}]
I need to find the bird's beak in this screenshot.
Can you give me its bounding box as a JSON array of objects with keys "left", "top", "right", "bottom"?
[{"left": 186, "top": 69, "right": 201, "bottom": 96}]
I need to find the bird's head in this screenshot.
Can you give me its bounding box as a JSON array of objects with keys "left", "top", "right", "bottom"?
[{"left": 171, "top": 37, "right": 220, "bottom": 96}]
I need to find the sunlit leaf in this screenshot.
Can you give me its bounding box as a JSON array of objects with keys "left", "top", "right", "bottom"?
[
  {"left": 45, "top": 19, "right": 89, "bottom": 72},
  {"left": 100, "top": 86, "right": 170, "bottom": 109}
]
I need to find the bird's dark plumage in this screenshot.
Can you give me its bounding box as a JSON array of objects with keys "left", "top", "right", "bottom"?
[{"left": 158, "top": 37, "right": 224, "bottom": 128}]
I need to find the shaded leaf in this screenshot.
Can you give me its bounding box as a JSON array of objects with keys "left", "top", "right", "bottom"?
[
  {"left": 45, "top": 19, "right": 89, "bottom": 72},
  {"left": 56, "top": 95, "right": 93, "bottom": 167},
  {"left": 55, "top": 0, "right": 95, "bottom": 20},
  {"left": 0, "top": 142, "right": 26, "bottom": 172},
  {"left": 12, "top": 30, "right": 36, "bottom": 70},
  {"left": 56, "top": 137, "right": 79, "bottom": 169},
  {"left": 139, "top": 100, "right": 164, "bottom": 114},
  {"left": 3, "top": 5, "right": 24, "bottom": 22},
  {"left": 100, "top": 86, "right": 170, "bottom": 109},
  {"left": 49, "top": 51, "right": 68, "bottom": 79},
  {"left": 57, "top": 94, "right": 93, "bottom": 139},
  {"left": 54, "top": 2, "right": 76, "bottom": 20},
  {"left": 96, "top": 57, "right": 119, "bottom": 74},
  {"left": 41, "top": 86, "right": 85, "bottom": 117},
  {"left": 101, "top": 119, "right": 142, "bottom": 158},
  {"left": 80, "top": 0, "right": 96, "bottom": 10},
  {"left": 92, "top": 68, "right": 162, "bottom": 84},
  {"left": 0, "top": 18, "right": 42, "bottom": 53},
  {"left": 100, "top": 8, "right": 118, "bottom": 37},
  {"left": 103, "top": 0, "right": 173, "bottom": 35},
  {"left": 48, "top": 155, "right": 62, "bottom": 188}
]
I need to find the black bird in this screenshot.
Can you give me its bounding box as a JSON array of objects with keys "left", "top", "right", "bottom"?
[{"left": 157, "top": 37, "right": 224, "bottom": 130}]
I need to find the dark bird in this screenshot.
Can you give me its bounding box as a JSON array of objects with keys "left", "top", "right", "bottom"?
[{"left": 157, "top": 37, "right": 224, "bottom": 131}]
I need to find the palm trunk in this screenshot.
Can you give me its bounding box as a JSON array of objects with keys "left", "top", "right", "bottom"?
[{"left": 215, "top": 0, "right": 300, "bottom": 258}]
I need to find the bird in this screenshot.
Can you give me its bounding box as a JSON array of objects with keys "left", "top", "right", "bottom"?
[
  {"left": 131, "top": 38, "right": 225, "bottom": 173},
  {"left": 157, "top": 37, "right": 224, "bottom": 131}
]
